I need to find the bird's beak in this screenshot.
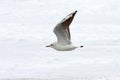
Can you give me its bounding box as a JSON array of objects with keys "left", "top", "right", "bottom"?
[{"left": 46, "top": 44, "right": 52, "bottom": 47}]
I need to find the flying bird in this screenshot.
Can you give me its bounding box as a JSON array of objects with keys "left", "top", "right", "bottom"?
[{"left": 46, "top": 10, "right": 81, "bottom": 51}]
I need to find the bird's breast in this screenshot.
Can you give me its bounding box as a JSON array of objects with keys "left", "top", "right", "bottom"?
[{"left": 53, "top": 44, "right": 77, "bottom": 51}]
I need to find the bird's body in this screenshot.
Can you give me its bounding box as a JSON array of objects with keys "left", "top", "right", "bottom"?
[
  {"left": 51, "top": 42, "right": 77, "bottom": 51},
  {"left": 46, "top": 10, "right": 78, "bottom": 51}
]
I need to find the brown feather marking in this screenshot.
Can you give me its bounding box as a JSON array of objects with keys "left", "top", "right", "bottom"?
[
  {"left": 67, "top": 27, "right": 71, "bottom": 40},
  {"left": 61, "top": 11, "right": 77, "bottom": 40}
]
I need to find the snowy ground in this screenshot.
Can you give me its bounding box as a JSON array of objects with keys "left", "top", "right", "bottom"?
[{"left": 0, "top": 0, "right": 120, "bottom": 80}]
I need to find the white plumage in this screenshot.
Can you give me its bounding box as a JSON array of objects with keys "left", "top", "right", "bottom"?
[{"left": 46, "top": 10, "right": 78, "bottom": 51}]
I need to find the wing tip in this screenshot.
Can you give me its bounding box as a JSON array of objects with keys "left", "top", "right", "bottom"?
[
  {"left": 75, "top": 10, "right": 77, "bottom": 13},
  {"left": 72, "top": 10, "right": 77, "bottom": 16}
]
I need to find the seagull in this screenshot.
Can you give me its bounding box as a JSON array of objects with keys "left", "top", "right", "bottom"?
[{"left": 46, "top": 10, "right": 81, "bottom": 51}]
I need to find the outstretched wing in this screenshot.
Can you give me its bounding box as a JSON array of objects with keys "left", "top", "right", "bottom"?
[{"left": 53, "top": 10, "right": 77, "bottom": 45}]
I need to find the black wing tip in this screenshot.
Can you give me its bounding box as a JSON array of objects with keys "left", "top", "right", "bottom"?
[
  {"left": 75, "top": 10, "right": 77, "bottom": 13},
  {"left": 72, "top": 10, "right": 77, "bottom": 16}
]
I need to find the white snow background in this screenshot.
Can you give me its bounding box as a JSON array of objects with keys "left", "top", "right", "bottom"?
[{"left": 0, "top": 0, "right": 120, "bottom": 80}]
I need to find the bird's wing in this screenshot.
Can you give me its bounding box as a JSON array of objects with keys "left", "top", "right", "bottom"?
[{"left": 53, "top": 10, "right": 77, "bottom": 45}]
